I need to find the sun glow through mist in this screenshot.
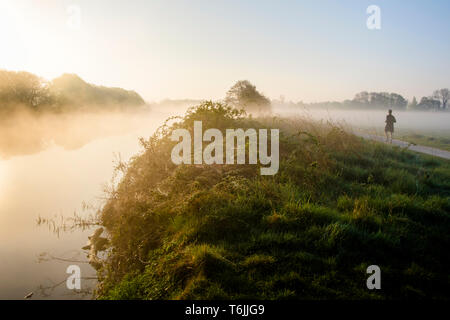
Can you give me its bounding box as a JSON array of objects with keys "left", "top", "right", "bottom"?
[
  {"left": 0, "top": 161, "right": 7, "bottom": 203},
  {"left": 1, "top": 1, "right": 449, "bottom": 102},
  {"left": 0, "top": 1, "right": 28, "bottom": 71}
]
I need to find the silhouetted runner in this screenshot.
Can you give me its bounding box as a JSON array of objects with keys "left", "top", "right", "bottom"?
[{"left": 385, "top": 109, "right": 396, "bottom": 143}]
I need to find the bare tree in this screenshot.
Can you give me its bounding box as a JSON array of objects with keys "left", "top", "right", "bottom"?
[{"left": 433, "top": 88, "right": 449, "bottom": 109}]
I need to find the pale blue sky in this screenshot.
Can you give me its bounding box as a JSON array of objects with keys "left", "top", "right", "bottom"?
[{"left": 1, "top": 0, "right": 449, "bottom": 102}]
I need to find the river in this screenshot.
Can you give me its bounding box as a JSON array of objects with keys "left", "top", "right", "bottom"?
[{"left": 0, "top": 110, "right": 172, "bottom": 299}]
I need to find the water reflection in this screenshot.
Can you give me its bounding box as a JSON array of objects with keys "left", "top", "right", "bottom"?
[{"left": 0, "top": 110, "right": 173, "bottom": 299}]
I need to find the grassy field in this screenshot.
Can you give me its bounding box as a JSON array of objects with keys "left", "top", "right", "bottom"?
[
  {"left": 360, "top": 127, "right": 450, "bottom": 152},
  {"left": 396, "top": 130, "right": 450, "bottom": 152},
  {"left": 95, "top": 102, "right": 450, "bottom": 300}
]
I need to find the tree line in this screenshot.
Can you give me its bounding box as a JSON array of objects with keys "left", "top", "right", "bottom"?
[
  {"left": 294, "top": 89, "right": 450, "bottom": 111},
  {"left": 408, "top": 88, "right": 449, "bottom": 110},
  {"left": 351, "top": 89, "right": 449, "bottom": 111},
  {"left": 1, "top": 71, "right": 447, "bottom": 115},
  {"left": 223, "top": 80, "right": 449, "bottom": 113},
  {"left": 0, "top": 70, "right": 146, "bottom": 114}
]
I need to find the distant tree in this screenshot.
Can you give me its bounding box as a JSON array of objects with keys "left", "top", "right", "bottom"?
[
  {"left": 352, "top": 91, "right": 407, "bottom": 109},
  {"left": 50, "top": 73, "right": 91, "bottom": 106},
  {"left": 409, "top": 96, "right": 418, "bottom": 109},
  {"left": 433, "top": 88, "right": 449, "bottom": 110},
  {"left": 353, "top": 91, "right": 369, "bottom": 105},
  {"left": 225, "top": 80, "right": 271, "bottom": 113},
  {"left": 0, "top": 70, "right": 51, "bottom": 110},
  {"left": 369, "top": 92, "right": 391, "bottom": 107},
  {"left": 50, "top": 74, "right": 145, "bottom": 110},
  {"left": 418, "top": 97, "right": 441, "bottom": 110},
  {"left": 388, "top": 93, "right": 408, "bottom": 109}
]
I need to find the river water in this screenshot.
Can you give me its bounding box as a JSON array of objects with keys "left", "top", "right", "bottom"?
[{"left": 0, "top": 110, "right": 172, "bottom": 299}]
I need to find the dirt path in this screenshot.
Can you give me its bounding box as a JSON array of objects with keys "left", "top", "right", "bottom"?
[{"left": 354, "top": 132, "right": 450, "bottom": 160}]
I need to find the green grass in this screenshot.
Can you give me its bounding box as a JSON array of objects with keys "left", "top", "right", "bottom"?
[
  {"left": 396, "top": 130, "right": 450, "bottom": 152},
  {"left": 95, "top": 102, "right": 450, "bottom": 300}
]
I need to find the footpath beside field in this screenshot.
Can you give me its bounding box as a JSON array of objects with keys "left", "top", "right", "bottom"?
[{"left": 355, "top": 132, "right": 450, "bottom": 160}]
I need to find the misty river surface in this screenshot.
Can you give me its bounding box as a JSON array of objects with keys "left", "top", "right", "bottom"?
[
  {"left": 0, "top": 110, "right": 172, "bottom": 299},
  {"left": 0, "top": 108, "right": 448, "bottom": 299}
]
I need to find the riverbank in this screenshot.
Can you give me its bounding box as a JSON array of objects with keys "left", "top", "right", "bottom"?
[{"left": 94, "top": 103, "right": 450, "bottom": 299}]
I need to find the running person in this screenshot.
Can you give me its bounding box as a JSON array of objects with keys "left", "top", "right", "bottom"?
[{"left": 385, "top": 109, "right": 396, "bottom": 144}]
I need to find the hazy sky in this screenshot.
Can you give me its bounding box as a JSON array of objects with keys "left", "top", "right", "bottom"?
[{"left": 1, "top": 0, "right": 449, "bottom": 102}]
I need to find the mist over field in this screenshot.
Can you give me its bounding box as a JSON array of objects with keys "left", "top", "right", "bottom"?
[
  {"left": 275, "top": 108, "right": 450, "bottom": 133},
  {"left": 2, "top": 105, "right": 449, "bottom": 160}
]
